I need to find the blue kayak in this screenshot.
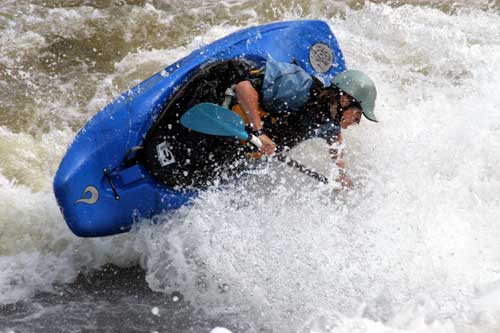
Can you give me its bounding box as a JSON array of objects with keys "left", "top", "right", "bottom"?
[{"left": 53, "top": 20, "right": 346, "bottom": 237}]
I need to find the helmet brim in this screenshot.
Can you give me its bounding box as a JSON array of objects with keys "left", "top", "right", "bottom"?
[{"left": 361, "top": 100, "right": 378, "bottom": 122}]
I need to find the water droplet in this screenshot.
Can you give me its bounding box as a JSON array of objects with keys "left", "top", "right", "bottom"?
[
  {"left": 171, "top": 291, "right": 183, "bottom": 302},
  {"left": 210, "top": 327, "right": 233, "bottom": 333},
  {"left": 151, "top": 307, "right": 160, "bottom": 316}
]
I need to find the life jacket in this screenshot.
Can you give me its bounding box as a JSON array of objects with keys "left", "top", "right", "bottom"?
[{"left": 261, "top": 59, "right": 313, "bottom": 114}]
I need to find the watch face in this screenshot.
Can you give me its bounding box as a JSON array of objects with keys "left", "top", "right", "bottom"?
[{"left": 309, "top": 43, "right": 334, "bottom": 73}]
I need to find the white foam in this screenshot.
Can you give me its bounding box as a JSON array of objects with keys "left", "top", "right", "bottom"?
[
  {"left": 211, "top": 327, "right": 233, "bottom": 333},
  {"left": 134, "top": 3, "right": 500, "bottom": 331}
]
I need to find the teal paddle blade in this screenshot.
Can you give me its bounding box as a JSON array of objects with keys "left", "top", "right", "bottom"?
[{"left": 180, "top": 103, "right": 249, "bottom": 141}]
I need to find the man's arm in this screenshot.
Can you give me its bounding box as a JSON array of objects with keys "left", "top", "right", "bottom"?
[
  {"left": 234, "top": 80, "right": 276, "bottom": 155},
  {"left": 234, "top": 81, "right": 262, "bottom": 130},
  {"left": 329, "top": 132, "right": 353, "bottom": 189}
]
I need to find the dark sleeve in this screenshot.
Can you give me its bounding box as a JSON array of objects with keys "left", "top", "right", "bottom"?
[
  {"left": 306, "top": 76, "right": 326, "bottom": 103},
  {"left": 303, "top": 77, "right": 332, "bottom": 124},
  {"left": 306, "top": 122, "right": 341, "bottom": 142},
  {"left": 231, "top": 59, "right": 264, "bottom": 91}
]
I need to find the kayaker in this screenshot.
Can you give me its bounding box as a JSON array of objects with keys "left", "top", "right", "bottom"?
[
  {"left": 233, "top": 60, "right": 378, "bottom": 188},
  {"left": 142, "top": 59, "right": 377, "bottom": 189}
]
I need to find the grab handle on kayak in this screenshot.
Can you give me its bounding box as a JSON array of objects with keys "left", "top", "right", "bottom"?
[
  {"left": 122, "top": 146, "right": 144, "bottom": 168},
  {"left": 103, "top": 168, "right": 120, "bottom": 200}
]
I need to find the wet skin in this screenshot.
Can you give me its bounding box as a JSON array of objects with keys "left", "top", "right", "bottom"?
[
  {"left": 331, "top": 93, "right": 363, "bottom": 189},
  {"left": 340, "top": 107, "right": 363, "bottom": 129},
  {"left": 332, "top": 93, "right": 363, "bottom": 129}
]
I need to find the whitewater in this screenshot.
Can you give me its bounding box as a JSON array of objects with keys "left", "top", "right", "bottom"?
[{"left": 1, "top": 1, "right": 499, "bottom": 332}]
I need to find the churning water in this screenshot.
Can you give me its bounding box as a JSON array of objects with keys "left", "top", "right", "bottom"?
[{"left": 1, "top": 0, "right": 500, "bottom": 332}]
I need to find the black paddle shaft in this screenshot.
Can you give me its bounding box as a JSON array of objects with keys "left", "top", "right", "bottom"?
[{"left": 273, "top": 154, "right": 329, "bottom": 184}]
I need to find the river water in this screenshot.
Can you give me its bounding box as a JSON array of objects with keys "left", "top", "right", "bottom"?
[{"left": 1, "top": 0, "right": 500, "bottom": 332}]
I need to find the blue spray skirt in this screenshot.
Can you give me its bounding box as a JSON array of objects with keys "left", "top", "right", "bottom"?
[{"left": 53, "top": 20, "right": 346, "bottom": 237}]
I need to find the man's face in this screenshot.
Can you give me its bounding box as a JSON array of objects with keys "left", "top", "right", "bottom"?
[
  {"left": 335, "top": 92, "right": 363, "bottom": 129},
  {"left": 341, "top": 107, "right": 363, "bottom": 129},
  {"left": 329, "top": 91, "right": 356, "bottom": 118}
]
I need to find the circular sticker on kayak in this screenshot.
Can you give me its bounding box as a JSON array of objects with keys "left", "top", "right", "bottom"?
[{"left": 309, "top": 43, "right": 333, "bottom": 73}]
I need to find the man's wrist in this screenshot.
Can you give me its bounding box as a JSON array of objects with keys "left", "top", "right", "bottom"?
[{"left": 251, "top": 128, "right": 266, "bottom": 137}]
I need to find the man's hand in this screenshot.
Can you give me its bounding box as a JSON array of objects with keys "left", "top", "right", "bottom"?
[
  {"left": 335, "top": 159, "right": 345, "bottom": 169},
  {"left": 337, "top": 171, "right": 353, "bottom": 190},
  {"left": 337, "top": 173, "right": 354, "bottom": 190},
  {"left": 258, "top": 133, "right": 276, "bottom": 155}
]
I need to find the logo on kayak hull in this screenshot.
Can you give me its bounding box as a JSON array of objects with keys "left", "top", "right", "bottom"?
[
  {"left": 76, "top": 186, "right": 99, "bottom": 205},
  {"left": 310, "top": 43, "right": 333, "bottom": 73},
  {"left": 156, "top": 141, "right": 176, "bottom": 167}
]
